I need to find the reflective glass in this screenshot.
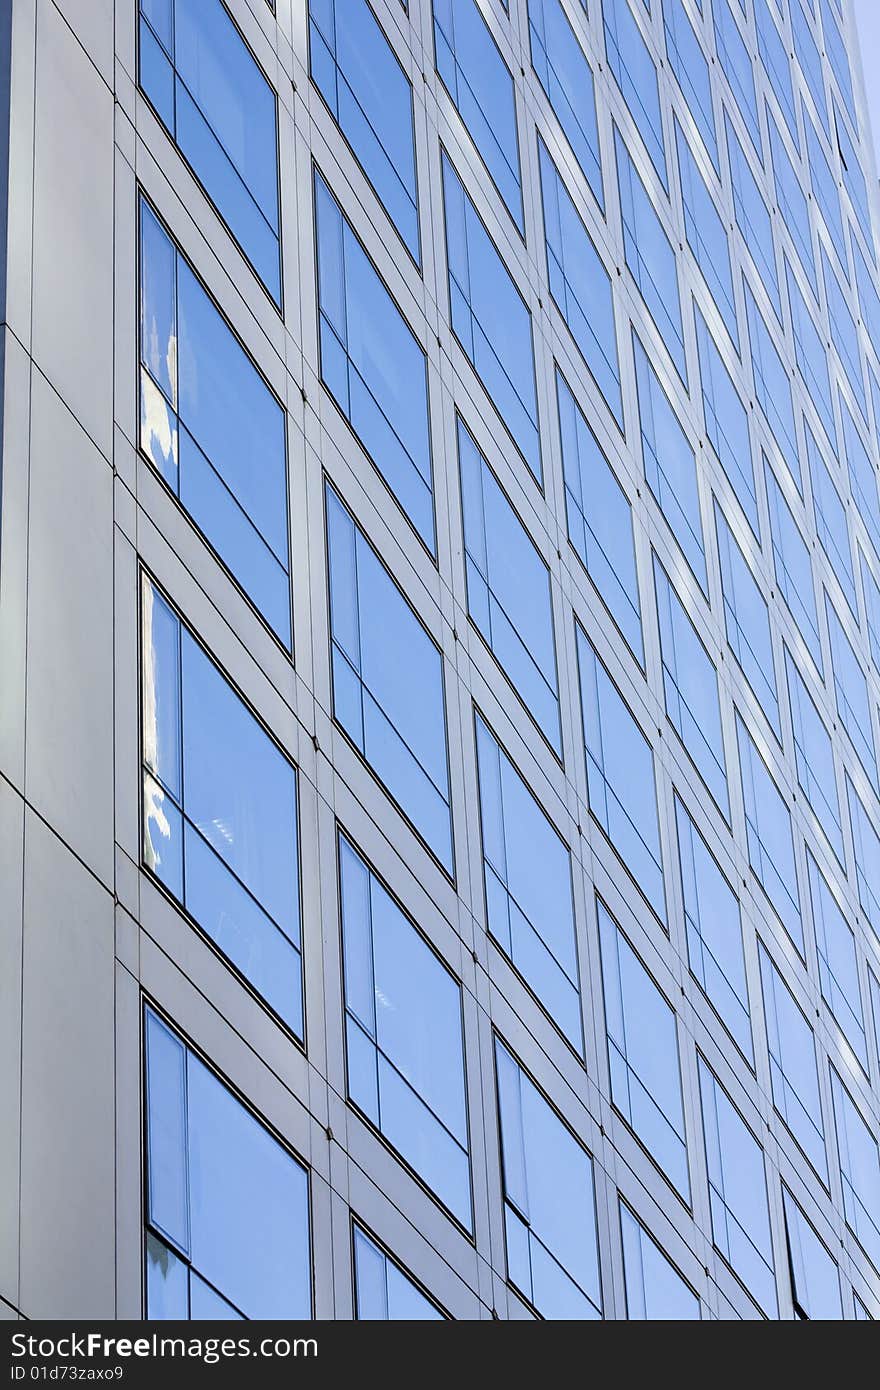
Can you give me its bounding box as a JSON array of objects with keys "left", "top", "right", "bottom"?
[
  {"left": 712, "top": 0, "right": 761, "bottom": 159},
  {"left": 527, "top": 0, "right": 603, "bottom": 207},
  {"left": 829, "top": 1066, "right": 880, "bottom": 1272},
  {"left": 807, "top": 848, "right": 868, "bottom": 1069},
  {"left": 715, "top": 502, "right": 780, "bottom": 738},
  {"left": 695, "top": 305, "right": 758, "bottom": 536},
  {"left": 726, "top": 113, "right": 781, "bottom": 321},
  {"left": 758, "top": 943, "right": 828, "bottom": 1181},
  {"left": 735, "top": 708, "right": 803, "bottom": 953},
  {"left": 603, "top": 0, "right": 666, "bottom": 187},
  {"left": 675, "top": 118, "right": 737, "bottom": 348},
  {"left": 825, "top": 592, "right": 878, "bottom": 792},
  {"left": 742, "top": 278, "right": 799, "bottom": 491},
  {"left": 765, "top": 459, "right": 822, "bottom": 673},
  {"left": 620, "top": 1204, "right": 700, "bottom": 1319},
  {"left": 783, "top": 1188, "right": 842, "bottom": 1319},
  {"left": 353, "top": 1225, "right": 443, "bottom": 1320},
  {"left": 663, "top": 0, "right": 718, "bottom": 172}
]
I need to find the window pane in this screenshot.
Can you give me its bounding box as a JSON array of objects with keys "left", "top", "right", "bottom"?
[
  {"left": 735, "top": 709, "right": 803, "bottom": 954},
  {"left": 353, "top": 1225, "right": 443, "bottom": 1320},
  {"left": 847, "top": 775, "right": 880, "bottom": 945},
  {"left": 557, "top": 367, "right": 642, "bottom": 660},
  {"left": 315, "top": 170, "right": 434, "bottom": 549},
  {"left": 782, "top": 1187, "right": 842, "bottom": 1319},
  {"left": 807, "top": 849, "right": 868, "bottom": 1070},
  {"left": 620, "top": 1204, "right": 700, "bottom": 1319},
  {"left": 695, "top": 305, "right": 758, "bottom": 537},
  {"left": 603, "top": 0, "right": 666, "bottom": 188},
  {"left": 676, "top": 118, "right": 737, "bottom": 348},
  {"left": 840, "top": 392, "right": 880, "bottom": 568},
  {"left": 326, "top": 486, "right": 453, "bottom": 873},
  {"left": 715, "top": 502, "right": 780, "bottom": 738},
  {"left": 663, "top": 0, "right": 718, "bottom": 172},
  {"left": 791, "top": 0, "right": 829, "bottom": 139},
  {"left": 784, "top": 646, "right": 843, "bottom": 863},
  {"left": 527, "top": 0, "right": 603, "bottom": 208},
  {"left": 768, "top": 116, "right": 816, "bottom": 297},
  {"left": 787, "top": 258, "right": 835, "bottom": 449},
  {"left": 712, "top": 0, "right": 761, "bottom": 159},
  {"left": 599, "top": 904, "right": 689, "bottom": 1199},
  {"left": 495, "top": 1038, "right": 601, "bottom": 1319},
  {"left": 825, "top": 592, "right": 878, "bottom": 792},
  {"left": 742, "top": 278, "right": 799, "bottom": 492},
  {"left": 475, "top": 714, "right": 581, "bottom": 1049},
  {"left": 829, "top": 1066, "right": 880, "bottom": 1272},
  {"left": 754, "top": 0, "right": 796, "bottom": 144},
  {"left": 805, "top": 422, "right": 857, "bottom": 618},
  {"left": 764, "top": 458, "right": 822, "bottom": 674},
  {"left": 822, "top": 246, "right": 867, "bottom": 423},
  {"left": 309, "top": 0, "right": 419, "bottom": 260},
  {"left": 726, "top": 113, "right": 781, "bottom": 321},
  {"left": 758, "top": 943, "right": 828, "bottom": 1182}
]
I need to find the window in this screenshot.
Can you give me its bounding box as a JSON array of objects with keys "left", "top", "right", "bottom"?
[
  {"left": 825, "top": 592, "right": 878, "bottom": 792},
  {"left": 758, "top": 942, "right": 828, "bottom": 1181},
  {"left": 557, "top": 366, "right": 642, "bottom": 660},
  {"left": 726, "top": 113, "right": 781, "bottom": 322},
  {"left": 754, "top": 0, "right": 796, "bottom": 145},
  {"left": 433, "top": 0, "right": 523, "bottom": 230},
  {"left": 632, "top": 330, "right": 706, "bottom": 591},
  {"left": 144, "top": 1008, "right": 310, "bottom": 1319},
  {"left": 697, "top": 1056, "right": 777, "bottom": 1316},
  {"left": 695, "top": 306, "right": 758, "bottom": 537},
  {"left": 715, "top": 502, "right": 781, "bottom": 739},
  {"left": 475, "top": 714, "right": 581, "bottom": 1048},
  {"left": 829, "top": 1065, "right": 880, "bottom": 1272},
  {"left": 315, "top": 170, "right": 434, "bottom": 549},
  {"left": 675, "top": 118, "right": 737, "bottom": 348},
  {"left": 139, "top": 201, "right": 290, "bottom": 646},
  {"left": 576, "top": 628, "right": 666, "bottom": 922},
  {"left": 807, "top": 848, "right": 868, "bottom": 1070},
  {"left": 840, "top": 393, "right": 880, "bottom": 566},
  {"left": 764, "top": 460, "right": 822, "bottom": 673},
  {"left": 860, "top": 548, "right": 880, "bottom": 675},
  {"left": 138, "top": 0, "right": 281, "bottom": 303},
  {"left": 675, "top": 794, "right": 753, "bottom": 1062},
  {"left": 309, "top": 2, "right": 419, "bottom": 263},
  {"left": 852, "top": 229, "right": 880, "bottom": 357},
  {"left": 820, "top": 0, "right": 856, "bottom": 131},
  {"left": 603, "top": 0, "right": 666, "bottom": 188},
  {"left": 785, "top": 647, "right": 843, "bottom": 861},
  {"left": 539, "top": 140, "right": 622, "bottom": 428},
  {"left": 494, "top": 1037, "right": 602, "bottom": 1319},
  {"left": 872, "top": 970, "right": 880, "bottom": 1073},
  {"left": 442, "top": 150, "right": 541, "bottom": 482},
  {"left": 835, "top": 100, "right": 872, "bottom": 253},
  {"left": 847, "top": 774, "right": 880, "bottom": 944},
  {"left": 712, "top": 0, "right": 761, "bottom": 160},
  {"left": 459, "top": 420, "right": 561, "bottom": 751},
  {"left": 742, "top": 278, "right": 799, "bottom": 493},
  {"left": 806, "top": 422, "right": 857, "bottom": 618},
  {"left": 620, "top": 1203, "right": 700, "bottom": 1319},
  {"left": 822, "top": 246, "right": 867, "bottom": 424},
  {"left": 803, "top": 108, "right": 847, "bottom": 275},
  {"left": 786, "top": 259, "right": 835, "bottom": 448},
  {"left": 598, "top": 903, "right": 689, "bottom": 1198},
  {"left": 791, "top": 0, "right": 829, "bottom": 138},
  {"left": 326, "top": 485, "right": 453, "bottom": 874},
  {"left": 527, "top": 0, "right": 603, "bottom": 208},
  {"left": 616, "top": 128, "right": 687, "bottom": 386},
  {"left": 654, "top": 556, "right": 728, "bottom": 816},
  {"left": 782, "top": 1188, "right": 842, "bottom": 1319},
  {"left": 352, "top": 1224, "right": 444, "bottom": 1320},
  {"left": 663, "top": 0, "right": 718, "bottom": 172},
  {"left": 768, "top": 115, "right": 816, "bottom": 296},
  {"left": 339, "top": 833, "right": 471, "bottom": 1228},
  {"left": 140, "top": 577, "right": 303, "bottom": 1035},
  {"left": 735, "top": 708, "right": 804, "bottom": 954}
]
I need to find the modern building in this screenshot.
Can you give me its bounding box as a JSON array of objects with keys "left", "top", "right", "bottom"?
[{"left": 1, "top": 0, "right": 880, "bottom": 1322}]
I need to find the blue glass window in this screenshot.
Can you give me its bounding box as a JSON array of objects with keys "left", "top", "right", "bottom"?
[
  {"left": 138, "top": 0, "right": 281, "bottom": 302},
  {"left": 695, "top": 305, "right": 758, "bottom": 536},
  {"left": 557, "top": 366, "right": 642, "bottom": 660},
  {"left": 603, "top": 0, "right": 666, "bottom": 188},
  {"left": 539, "top": 140, "right": 622, "bottom": 427},
  {"left": 784, "top": 646, "right": 843, "bottom": 862},
  {"left": 829, "top": 1065, "right": 880, "bottom": 1271},
  {"left": 599, "top": 903, "right": 690, "bottom": 1198},
  {"left": 754, "top": 0, "right": 797, "bottom": 144},
  {"left": 633, "top": 330, "right": 707, "bottom": 591},
  {"left": 697, "top": 1057, "right": 777, "bottom": 1316},
  {"left": 825, "top": 592, "right": 878, "bottom": 792},
  {"left": 144, "top": 1008, "right": 310, "bottom": 1319},
  {"left": 353, "top": 1225, "right": 443, "bottom": 1320},
  {"left": 787, "top": 258, "right": 835, "bottom": 447},
  {"left": 742, "top": 277, "right": 799, "bottom": 490},
  {"left": 820, "top": 0, "right": 857, "bottom": 131},
  {"left": 620, "top": 1204, "right": 700, "bottom": 1319},
  {"left": 805, "top": 422, "right": 857, "bottom": 617},
  {"left": 764, "top": 459, "right": 822, "bottom": 673},
  {"left": 735, "top": 708, "right": 803, "bottom": 953},
  {"left": 835, "top": 101, "right": 873, "bottom": 255},
  {"left": 139, "top": 201, "right": 290, "bottom": 646},
  {"left": 527, "top": 0, "right": 603, "bottom": 208},
  {"left": 442, "top": 150, "right": 541, "bottom": 482},
  {"left": 822, "top": 246, "right": 867, "bottom": 423},
  {"left": 803, "top": 105, "right": 847, "bottom": 274},
  {"left": 840, "top": 393, "right": 880, "bottom": 565},
  {"left": 675, "top": 794, "right": 752, "bottom": 1061},
  {"left": 860, "top": 547, "right": 880, "bottom": 675},
  {"left": 576, "top": 628, "right": 666, "bottom": 922},
  {"left": 339, "top": 833, "right": 470, "bottom": 1227},
  {"left": 726, "top": 113, "right": 781, "bottom": 321},
  {"left": 140, "top": 578, "right": 303, "bottom": 1035},
  {"left": 315, "top": 170, "right": 434, "bottom": 549},
  {"left": 459, "top": 420, "right": 560, "bottom": 750},
  {"left": 309, "top": 0, "right": 419, "bottom": 262},
  {"left": 848, "top": 774, "right": 880, "bottom": 945},
  {"left": 663, "top": 0, "right": 718, "bottom": 172},
  {"left": 791, "top": 0, "right": 829, "bottom": 138},
  {"left": 475, "top": 713, "right": 581, "bottom": 1048},
  {"left": 654, "top": 556, "right": 728, "bottom": 815},
  {"left": 326, "top": 486, "right": 453, "bottom": 874},
  {"left": 851, "top": 227, "right": 880, "bottom": 356},
  {"left": 758, "top": 942, "right": 828, "bottom": 1181},
  {"left": 715, "top": 502, "right": 781, "bottom": 739},
  {"left": 433, "top": 0, "right": 523, "bottom": 230},
  {"left": 675, "top": 118, "right": 737, "bottom": 347},
  {"left": 768, "top": 115, "right": 816, "bottom": 296},
  {"left": 495, "top": 1037, "right": 602, "bottom": 1319},
  {"left": 807, "top": 848, "right": 868, "bottom": 1069},
  {"left": 616, "top": 128, "right": 687, "bottom": 385},
  {"left": 712, "top": 0, "right": 761, "bottom": 159},
  {"left": 782, "top": 1187, "right": 842, "bottom": 1319}
]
